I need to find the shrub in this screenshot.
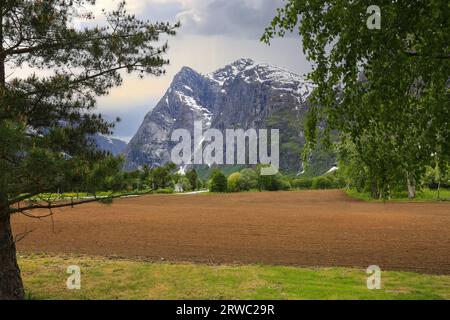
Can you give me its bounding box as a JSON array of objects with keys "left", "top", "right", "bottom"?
[
  {"left": 326, "top": 172, "right": 347, "bottom": 189},
  {"left": 239, "top": 169, "right": 259, "bottom": 190},
  {"left": 227, "top": 172, "right": 242, "bottom": 192},
  {"left": 311, "top": 176, "right": 335, "bottom": 189},
  {"left": 280, "top": 178, "right": 292, "bottom": 191},
  {"left": 258, "top": 173, "right": 290, "bottom": 191},
  {"left": 236, "top": 178, "right": 251, "bottom": 192},
  {"left": 210, "top": 169, "right": 227, "bottom": 192},
  {"left": 258, "top": 175, "right": 278, "bottom": 191},
  {"left": 292, "top": 178, "right": 313, "bottom": 189}
]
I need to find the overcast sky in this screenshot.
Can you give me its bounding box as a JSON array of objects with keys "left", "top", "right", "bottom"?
[{"left": 90, "top": 0, "right": 312, "bottom": 141}]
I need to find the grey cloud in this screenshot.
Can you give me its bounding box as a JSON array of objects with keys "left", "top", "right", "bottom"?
[
  {"left": 176, "top": 0, "right": 284, "bottom": 39},
  {"left": 85, "top": 1, "right": 284, "bottom": 39},
  {"left": 138, "top": 1, "right": 184, "bottom": 22}
]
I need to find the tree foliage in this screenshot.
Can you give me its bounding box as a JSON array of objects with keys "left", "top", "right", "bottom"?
[
  {"left": 150, "top": 162, "right": 177, "bottom": 190},
  {"left": 186, "top": 169, "right": 199, "bottom": 191},
  {"left": 0, "top": 0, "right": 179, "bottom": 299},
  {"left": 227, "top": 172, "right": 241, "bottom": 192},
  {"left": 1, "top": 0, "right": 179, "bottom": 210},
  {"left": 263, "top": 0, "right": 449, "bottom": 198},
  {"left": 209, "top": 169, "right": 227, "bottom": 193}
]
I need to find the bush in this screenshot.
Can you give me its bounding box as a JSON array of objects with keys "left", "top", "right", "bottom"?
[
  {"left": 326, "top": 172, "right": 347, "bottom": 189},
  {"left": 258, "top": 175, "right": 278, "bottom": 191},
  {"left": 239, "top": 169, "right": 259, "bottom": 190},
  {"left": 279, "top": 178, "right": 292, "bottom": 191},
  {"left": 227, "top": 172, "right": 241, "bottom": 192},
  {"left": 210, "top": 169, "right": 227, "bottom": 192},
  {"left": 311, "top": 176, "right": 335, "bottom": 189},
  {"left": 292, "top": 178, "right": 313, "bottom": 189},
  {"left": 258, "top": 173, "right": 291, "bottom": 191},
  {"left": 237, "top": 177, "right": 252, "bottom": 192}
]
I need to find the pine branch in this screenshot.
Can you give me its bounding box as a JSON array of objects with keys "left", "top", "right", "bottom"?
[{"left": 8, "top": 192, "right": 146, "bottom": 216}]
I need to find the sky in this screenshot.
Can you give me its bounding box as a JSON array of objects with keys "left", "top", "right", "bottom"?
[{"left": 87, "top": 0, "right": 313, "bottom": 142}]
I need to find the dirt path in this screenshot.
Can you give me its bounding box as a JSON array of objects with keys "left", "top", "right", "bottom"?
[{"left": 12, "top": 190, "right": 450, "bottom": 274}]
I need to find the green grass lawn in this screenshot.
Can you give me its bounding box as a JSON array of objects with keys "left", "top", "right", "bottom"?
[
  {"left": 345, "top": 188, "right": 450, "bottom": 202},
  {"left": 19, "top": 254, "right": 450, "bottom": 300}
]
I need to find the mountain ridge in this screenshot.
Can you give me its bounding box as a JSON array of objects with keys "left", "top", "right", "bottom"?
[
  {"left": 124, "top": 59, "right": 334, "bottom": 174},
  {"left": 93, "top": 134, "right": 128, "bottom": 156}
]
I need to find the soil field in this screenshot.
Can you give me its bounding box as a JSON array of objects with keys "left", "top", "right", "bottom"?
[{"left": 12, "top": 190, "right": 450, "bottom": 274}]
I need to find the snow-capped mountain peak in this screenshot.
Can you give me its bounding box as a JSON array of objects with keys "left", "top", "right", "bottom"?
[
  {"left": 206, "top": 58, "right": 256, "bottom": 85},
  {"left": 124, "top": 59, "right": 320, "bottom": 171}
]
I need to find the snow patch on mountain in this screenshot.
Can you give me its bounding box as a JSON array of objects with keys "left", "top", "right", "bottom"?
[{"left": 124, "top": 59, "right": 318, "bottom": 171}]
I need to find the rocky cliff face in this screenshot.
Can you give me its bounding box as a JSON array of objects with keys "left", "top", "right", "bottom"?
[{"left": 125, "top": 59, "right": 333, "bottom": 174}]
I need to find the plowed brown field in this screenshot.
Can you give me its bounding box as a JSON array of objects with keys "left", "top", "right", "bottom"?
[{"left": 12, "top": 190, "right": 450, "bottom": 274}]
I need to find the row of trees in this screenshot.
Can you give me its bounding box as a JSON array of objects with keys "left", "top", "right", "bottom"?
[
  {"left": 262, "top": 0, "right": 449, "bottom": 199},
  {"left": 337, "top": 139, "right": 450, "bottom": 198},
  {"left": 56, "top": 157, "right": 450, "bottom": 197},
  {"left": 124, "top": 163, "right": 203, "bottom": 193},
  {"left": 26, "top": 159, "right": 195, "bottom": 197},
  {"left": 209, "top": 167, "right": 346, "bottom": 193},
  {"left": 35, "top": 157, "right": 352, "bottom": 196}
]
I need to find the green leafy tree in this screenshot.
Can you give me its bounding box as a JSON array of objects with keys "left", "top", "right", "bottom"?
[
  {"left": 209, "top": 169, "right": 227, "bottom": 193},
  {"left": 177, "top": 176, "right": 192, "bottom": 192},
  {"left": 239, "top": 168, "right": 259, "bottom": 190},
  {"left": 422, "top": 163, "right": 450, "bottom": 199},
  {"left": 227, "top": 172, "right": 241, "bottom": 192},
  {"left": 186, "top": 169, "right": 199, "bottom": 190},
  {"left": 336, "top": 137, "right": 369, "bottom": 192},
  {"left": 152, "top": 162, "right": 177, "bottom": 189},
  {"left": 0, "top": 0, "right": 178, "bottom": 299},
  {"left": 85, "top": 156, "right": 125, "bottom": 193},
  {"left": 263, "top": 1, "right": 449, "bottom": 198},
  {"left": 258, "top": 172, "right": 290, "bottom": 191}
]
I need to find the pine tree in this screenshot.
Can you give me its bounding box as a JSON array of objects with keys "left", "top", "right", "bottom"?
[{"left": 0, "top": 0, "right": 179, "bottom": 299}]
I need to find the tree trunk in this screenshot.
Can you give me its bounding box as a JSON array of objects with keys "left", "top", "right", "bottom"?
[
  {"left": 407, "top": 173, "right": 416, "bottom": 199},
  {"left": 437, "top": 179, "right": 441, "bottom": 201},
  {"left": 0, "top": 212, "right": 25, "bottom": 300},
  {"left": 370, "top": 180, "right": 379, "bottom": 199}
]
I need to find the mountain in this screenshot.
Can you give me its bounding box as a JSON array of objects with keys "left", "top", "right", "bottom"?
[
  {"left": 93, "top": 135, "right": 127, "bottom": 156},
  {"left": 124, "top": 58, "right": 335, "bottom": 175},
  {"left": 26, "top": 122, "right": 128, "bottom": 157}
]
